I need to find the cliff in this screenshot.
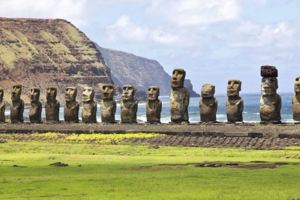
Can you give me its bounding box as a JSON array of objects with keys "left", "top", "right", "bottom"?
[
  {"left": 97, "top": 46, "right": 199, "bottom": 97},
  {"left": 0, "top": 17, "right": 113, "bottom": 103}
]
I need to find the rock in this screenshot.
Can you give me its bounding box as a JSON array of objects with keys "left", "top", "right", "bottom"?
[
  {"left": 226, "top": 80, "right": 243, "bottom": 123},
  {"left": 49, "top": 162, "right": 68, "bottom": 167},
  {"left": 200, "top": 84, "right": 217, "bottom": 122},
  {"left": 0, "top": 17, "right": 113, "bottom": 103},
  {"left": 97, "top": 46, "right": 199, "bottom": 97},
  {"left": 146, "top": 86, "right": 162, "bottom": 124},
  {"left": 170, "top": 69, "right": 189, "bottom": 124}
]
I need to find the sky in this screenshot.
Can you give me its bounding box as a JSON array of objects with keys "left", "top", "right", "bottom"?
[{"left": 1, "top": 0, "right": 300, "bottom": 94}]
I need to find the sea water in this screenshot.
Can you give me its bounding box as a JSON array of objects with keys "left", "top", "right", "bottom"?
[{"left": 14, "top": 93, "right": 294, "bottom": 123}]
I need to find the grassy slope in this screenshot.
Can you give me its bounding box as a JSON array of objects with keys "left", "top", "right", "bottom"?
[{"left": 1, "top": 134, "right": 300, "bottom": 200}]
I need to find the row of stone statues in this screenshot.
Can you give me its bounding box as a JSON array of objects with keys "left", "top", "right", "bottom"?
[{"left": 0, "top": 65, "right": 299, "bottom": 124}]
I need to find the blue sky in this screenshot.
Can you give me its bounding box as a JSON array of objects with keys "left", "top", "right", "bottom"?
[{"left": 1, "top": 0, "right": 300, "bottom": 94}]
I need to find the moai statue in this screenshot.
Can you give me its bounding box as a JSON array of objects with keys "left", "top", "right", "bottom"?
[
  {"left": 29, "top": 88, "right": 42, "bottom": 123},
  {"left": 121, "top": 85, "right": 138, "bottom": 123},
  {"left": 10, "top": 85, "right": 24, "bottom": 123},
  {"left": 100, "top": 84, "right": 116, "bottom": 123},
  {"left": 82, "top": 87, "right": 97, "bottom": 123},
  {"left": 260, "top": 65, "right": 281, "bottom": 123},
  {"left": 45, "top": 87, "right": 60, "bottom": 123},
  {"left": 64, "top": 87, "right": 79, "bottom": 123},
  {"left": 226, "top": 80, "right": 243, "bottom": 123},
  {"left": 200, "top": 84, "right": 217, "bottom": 123},
  {"left": 292, "top": 76, "right": 300, "bottom": 122},
  {"left": 170, "top": 68, "right": 189, "bottom": 124},
  {"left": 0, "top": 88, "right": 5, "bottom": 123},
  {"left": 146, "top": 86, "right": 162, "bottom": 124}
]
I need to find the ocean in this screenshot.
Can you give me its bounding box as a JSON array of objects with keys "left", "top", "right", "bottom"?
[{"left": 15, "top": 93, "right": 294, "bottom": 123}]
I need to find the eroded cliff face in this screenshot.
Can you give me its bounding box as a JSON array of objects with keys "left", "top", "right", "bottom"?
[
  {"left": 97, "top": 46, "right": 199, "bottom": 97},
  {"left": 0, "top": 17, "right": 113, "bottom": 103}
]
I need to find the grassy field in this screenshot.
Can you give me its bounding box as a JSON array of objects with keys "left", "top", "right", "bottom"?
[{"left": 1, "top": 133, "right": 300, "bottom": 200}]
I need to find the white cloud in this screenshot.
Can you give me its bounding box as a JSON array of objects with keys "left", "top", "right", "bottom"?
[
  {"left": 147, "top": 0, "right": 240, "bottom": 27},
  {"left": 106, "top": 15, "right": 185, "bottom": 46},
  {"left": 0, "top": 0, "right": 88, "bottom": 26},
  {"left": 232, "top": 21, "right": 296, "bottom": 48},
  {"left": 106, "top": 15, "right": 148, "bottom": 42}
]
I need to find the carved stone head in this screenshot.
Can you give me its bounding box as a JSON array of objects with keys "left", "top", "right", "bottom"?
[
  {"left": 201, "top": 84, "right": 215, "bottom": 99},
  {"left": 11, "top": 85, "right": 22, "bottom": 102},
  {"left": 30, "top": 88, "right": 40, "bottom": 102},
  {"left": 101, "top": 84, "right": 115, "bottom": 100},
  {"left": 46, "top": 87, "right": 57, "bottom": 102},
  {"left": 122, "top": 85, "right": 135, "bottom": 101},
  {"left": 171, "top": 68, "right": 186, "bottom": 89},
  {"left": 0, "top": 87, "right": 3, "bottom": 102},
  {"left": 82, "top": 87, "right": 94, "bottom": 103},
  {"left": 261, "top": 77, "right": 278, "bottom": 96},
  {"left": 295, "top": 76, "right": 300, "bottom": 95},
  {"left": 227, "top": 80, "right": 241, "bottom": 97},
  {"left": 147, "top": 86, "right": 160, "bottom": 101},
  {"left": 65, "top": 87, "right": 77, "bottom": 102}
]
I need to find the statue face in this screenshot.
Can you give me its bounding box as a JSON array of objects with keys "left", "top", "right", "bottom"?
[
  {"left": 0, "top": 88, "right": 3, "bottom": 101},
  {"left": 201, "top": 84, "right": 215, "bottom": 98},
  {"left": 30, "top": 88, "right": 40, "bottom": 102},
  {"left": 101, "top": 84, "right": 115, "bottom": 100},
  {"left": 295, "top": 77, "right": 300, "bottom": 94},
  {"left": 46, "top": 87, "right": 57, "bottom": 101},
  {"left": 11, "top": 85, "right": 22, "bottom": 101},
  {"left": 65, "top": 87, "right": 77, "bottom": 102},
  {"left": 82, "top": 87, "right": 94, "bottom": 102},
  {"left": 122, "top": 85, "right": 135, "bottom": 101},
  {"left": 261, "top": 77, "right": 278, "bottom": 95},
  {"left": 147, "top": 86, "right": 159, "bottom": 101},
  {"left": 227, "top": 80, "right": 241, "bottom": 97},
  {"left": 171, "top": 69, "right": 185, "bottom": 89}
]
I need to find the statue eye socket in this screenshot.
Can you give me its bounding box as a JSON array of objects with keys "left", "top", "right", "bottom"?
[{"left": 297, "top": 78, "right": 299, "bottom": 81}]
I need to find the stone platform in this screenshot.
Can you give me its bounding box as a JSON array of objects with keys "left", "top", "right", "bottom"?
[{"left": 0, "top": 123, "right": 300, "bottom": 138}]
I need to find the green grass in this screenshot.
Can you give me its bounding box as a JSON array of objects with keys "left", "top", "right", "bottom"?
[{"left": 1, "top": 134, "right": 300, "bottom": 200}]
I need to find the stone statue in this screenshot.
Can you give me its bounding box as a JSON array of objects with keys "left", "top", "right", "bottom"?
[
  {"left": 45, "top": 87, "right": 60, "bottom": 123},
  {"left": 121, "top": 85, "right": 138, "bottom": 123},
  {"left": 226, "top": 80, "right": 243, "bottom": 123},
  {"left": 200, "top": 84, "right": 217, "bottom": 122},
  {"left": 10, "top": 85, "right": 24, "bottom": 123},
  {"left": 292, "top": 76, "right": 300, "bottom": 122},
  {"left": 0, "top": 88, "right": 5, "bottom": 123},
  {"left": 82, "top": 87, "right": 97, "bottom": 123},
  {"left": 100, "top": 84, "right": 116, "bottom": 123},
  {"left": 64, "top": 86, "right": 79, "bottom": 123},
  {"left": 146, "top": 86, "right": 162, "bottom": 124},
  {"left": 170, "top": 68, "right": 189, "bottom": 124},
  {"left": 29, "top": 88, "right": 42, "bottom": 123},
  {"left": 260, "top": 65, "right": 281, "bottom": 123}
]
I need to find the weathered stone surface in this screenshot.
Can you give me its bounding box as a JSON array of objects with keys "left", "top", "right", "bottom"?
[
  {"left": 226, "top": 80, "right": 243, "bottom": 123},
  {"left": 170, "top": 69, "right": 189, "bottom": 124},
  {"left": 200, "top": 84, "right": 217, "bottom": 122},
  {"left": 0, "top": 17, "right": 113, "bottom": 103},
  {"left": 82, "top": 87, "right": 97, "bottom": 123},
  {"left": 29, "top": 88, "right": 42, "bottom": 123},
  {"left": 100, "top": 84, "right": 116, "bottom": 123},
  {"left": 121, "top": 85, "right": 138, "bottom": 123},
  {"left": 64, "top": 87, "right": 79, "bottom": 123},
  {"left": 260, "top": 66, "right": 281, "bottom": 123},
  {"left": 0, "top": 88, "right": 5, "bottom": 123},
  {"left": 10, "top": 85, "right": 24, "bottom": 123},
  {"left": 146, "top": 86, "right": 162, "bottom": 123},
  {"left": 261, "top": 65, "right": 278, "bottom": 78},
  {"left": 45, "top": 87, "right": 60, "bottom": 123},
  {"left": 292, "top": 76, "right": 300, "bottom": 121}
]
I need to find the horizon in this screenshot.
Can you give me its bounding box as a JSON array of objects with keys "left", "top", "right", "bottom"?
[{"left": 0, "top": 0, "right": 300, "bottom": 94}]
